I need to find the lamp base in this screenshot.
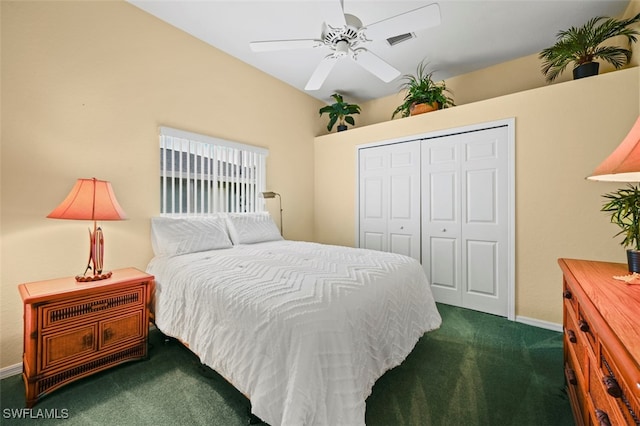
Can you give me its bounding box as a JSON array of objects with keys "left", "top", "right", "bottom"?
[{"left": 75, "top": 271, "right": 112, "bottom": 282}]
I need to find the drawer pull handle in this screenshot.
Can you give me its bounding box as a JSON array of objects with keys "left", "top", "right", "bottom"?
[
  {"left": 578, "top": 319, "right": 589, "bottom": 332},
  {"left": 103, "top": 328, "right": 113, "bottom": 342},
  {"left": 90, "top": 302, "right": 109, "bottom": 311},
  {"left": 566, "top": 367, "right": 577, "bottom": 385},
  {"left": 566, "top": 329, "right": 577, "bottom": 343},
  {"left": 603, "top": 375, "right": 622, "bottom": 398},
  {"left": 563, "top": 290, "right": 572, "bottom": 299},
  {"left": 595, "top": 409, "right": 611, "bottom": 426},
  {"left": 82, "top": 334, "right": 93, "bottom": 348}
]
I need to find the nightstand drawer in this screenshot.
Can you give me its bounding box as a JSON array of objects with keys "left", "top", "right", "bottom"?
[
  {"left": 40, "top": 286, "right": 145, "bottom": 330},
  {"left": 42, "top": 324, "right": 97, "bottom": 371},
  {"left": 100, "top": 310, "right": 145, "bottom": 349}
]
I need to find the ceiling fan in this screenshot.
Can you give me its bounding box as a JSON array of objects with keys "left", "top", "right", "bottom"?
[{"left": 249, "top": 1, "right": 441, "bottom": 91}]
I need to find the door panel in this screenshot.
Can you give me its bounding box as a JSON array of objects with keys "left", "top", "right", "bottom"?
[
  {"left": 363, "top": 177, "right": 384, "bottom": 219},
  {"left": 359, "top": 142, "right": 421, "bottom": 260},
  {"left": 429, "top": 237, "right": 460, "bottom": 304},
  {"left": 422, "top": 138, "right": 462, "bottom": 304},
  {"left": 466, "top": 240, "right": 498, "bottom": 295},
  {"left": 461, "top": 127, "right": 509, "bottom": 316},
  {"left": 390, "top": 233, "right": 413, "bottom": 257},
  {"left": 466, "top": 169, "right": 497, "bottom": 223},
  {"left": 423, "top": 126, "right": 509, "bottom": 316},
  {"left": 363, "top": 232, "right": 384, "bottom": 251}
]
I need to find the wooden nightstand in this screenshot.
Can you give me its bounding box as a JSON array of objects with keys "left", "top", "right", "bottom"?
[{"left": 19, "top": 268, "right": 154, "bottom": 408}]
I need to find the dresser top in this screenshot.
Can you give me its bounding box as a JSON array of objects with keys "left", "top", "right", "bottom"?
[
  {"left": 558, "top": 258, "right": 640, "bottom": 367},
  {"left": 18, "top": 267, "right": 153, "bottom": 304}
]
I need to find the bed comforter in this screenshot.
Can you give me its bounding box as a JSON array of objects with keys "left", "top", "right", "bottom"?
[{"left": 147, "top": 240, "right": 441, "bottom": 426}]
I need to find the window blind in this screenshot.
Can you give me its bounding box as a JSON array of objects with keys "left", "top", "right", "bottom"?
[{"left": 159, "top": 127, "right": 268, "bottom": 215}]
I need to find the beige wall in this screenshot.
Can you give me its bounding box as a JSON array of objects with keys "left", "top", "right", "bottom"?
[
  {"left": 314, "top": 67, "right": 640, "bottom": 324},
  {"left": 0, "top": 1, "right": 323, "bottom": 368}
]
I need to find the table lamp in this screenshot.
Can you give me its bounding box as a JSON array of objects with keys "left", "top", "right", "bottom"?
[{"left": 47, "top": 178, "right": 127, "bottom": 282}]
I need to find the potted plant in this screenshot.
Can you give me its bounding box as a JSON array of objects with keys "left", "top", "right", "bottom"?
[
  {"left": 601, "top": 184, "right": 640, "bottom": 272},
  {"left": 319, "top": 93, "right": 361, "bottom": 132},
  {"left": 392, "top": 60, "right": 454, "bottom": 119},
  {"left": 539, "top": 12, "right": 640, "bottom": 83}
]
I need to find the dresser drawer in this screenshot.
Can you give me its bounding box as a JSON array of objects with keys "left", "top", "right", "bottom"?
[
  {"left": 576, "top": 306, "right": 597, "bottom": 355},
  {"left": 588, "top": 350, "right": 627, "bottom": 426},
  {"left": 100, "top": 310, "right": 145, "bottom": 350},
  {"left": 563, "top": 282, "right": 579, "bottom": 317},
  {"left": 565, "top": 357, "right": 588, "bottom": 425},
  {"left": 40, "top": 286, "right": 146, "bottom": 330},
  {"left": 41, "top": 324, "right": 98, "bottom": 371},
  {"left": 599, "top": 345, "right": 640, "bottom": 426},
  {"left": 565, "top": 303, "right": 588, "bottom": 373}
]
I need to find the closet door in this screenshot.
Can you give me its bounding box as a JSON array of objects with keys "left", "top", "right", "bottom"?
[
  {"left": 422, "top": 126, "right": 509, "bottom": 316},
  {"left": 359, "top": 141, "right": 421, "bottom": 260}
]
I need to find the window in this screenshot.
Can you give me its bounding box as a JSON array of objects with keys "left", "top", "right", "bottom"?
[{"left": 159, "top": 127, "right": 268, "bottom": 215}]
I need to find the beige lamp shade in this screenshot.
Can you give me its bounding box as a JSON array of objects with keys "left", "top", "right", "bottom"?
[
  {"left": 47, "top": 178, "right": 127, "bottom": 220},
  {"left": 587, "top": 115, "right": 640, "bottom": 182}
]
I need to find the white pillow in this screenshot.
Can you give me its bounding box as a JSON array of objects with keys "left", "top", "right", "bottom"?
[
  {"left": 151, "top": 216, "right": 232, "bottom": 256},
  {"left": 225, "top": 213, "right": 283, "bottom": 245}
]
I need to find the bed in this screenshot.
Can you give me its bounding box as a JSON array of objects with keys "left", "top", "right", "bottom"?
[{"left": 146, "top": 213, "right": 442, "bottom": 426}]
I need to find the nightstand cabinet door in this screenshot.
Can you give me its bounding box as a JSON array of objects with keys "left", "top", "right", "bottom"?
[
  {"left": 19, "top": 268, "right": 154, "bottom": 408},
  {"left": 42, "top": 324, "right": 97, "bottom": 371},
  {"left": 100, "top": 310, "right": 145, "bottom": 349}
]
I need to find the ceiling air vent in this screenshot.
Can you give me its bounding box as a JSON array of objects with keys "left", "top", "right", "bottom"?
[{"left": 386, "top": 32, "right": 415, "bottom": 46}]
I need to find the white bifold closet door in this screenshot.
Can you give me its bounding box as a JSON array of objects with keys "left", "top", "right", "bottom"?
[
  {"left": 358, "top": 141, "right": 421, "bottom": 261},
  {"left": 358, "top": 125, "right": 510, "bottom": 317},
  {"left": 421, "top": 126, "right": 509, "bottom": 317}
]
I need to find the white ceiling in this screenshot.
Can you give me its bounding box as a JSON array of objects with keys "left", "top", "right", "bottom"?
[{"left": 128, "top": 0, "right": 630, "bottom": 103}]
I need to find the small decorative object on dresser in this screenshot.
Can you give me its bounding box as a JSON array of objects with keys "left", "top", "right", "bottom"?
[
  {"left": 19, "top": 268, "right": 154, "bottom": 407},
  {"left": 558, "top": 258, "right": 640, "bottom": 426}
]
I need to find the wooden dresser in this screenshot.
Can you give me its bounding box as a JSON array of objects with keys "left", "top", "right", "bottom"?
[
  {"left": 559, "top": 259, "right": 640, "bottom": 426},
  {"left": 19, "top": 268, "right": 154, "bottom": 407}
]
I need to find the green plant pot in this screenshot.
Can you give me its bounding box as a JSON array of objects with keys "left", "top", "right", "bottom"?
[
  {"left": 337, "top": 124, "right": 348, "bottom": 132},
  {"left": 573, "top": 62, "right": 599, "bottom": 80},
  {"left": 626, "top": 249, "right": 640, "bottom": 273}
]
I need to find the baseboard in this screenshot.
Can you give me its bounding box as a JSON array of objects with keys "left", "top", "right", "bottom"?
[
  {"left": 0, "top": 363, "right": 22, "bottom": 379},
  {"left": 516, "top": 315, "right": 563, "bottom": 333}
]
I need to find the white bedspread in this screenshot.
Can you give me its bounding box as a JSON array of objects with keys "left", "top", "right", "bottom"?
[{"left": 147, "top": 240, "right": 441, "bottom": 426}]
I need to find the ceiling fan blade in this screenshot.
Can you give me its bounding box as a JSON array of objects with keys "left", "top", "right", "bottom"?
[
  {"left": 365, "top": 3, "right": 441, "bottom": 40},
  {"left": 250, "top": 39, "right": 323, "bottom": 52},
  {"left": 352, "top": 49, "right": 401, "bottom": 82},
  {"left": 324, "top": 0, "right": 346, "bottom": 27},
  {"left": 305, "top": 56, "right": 339, "bottom": 91}
]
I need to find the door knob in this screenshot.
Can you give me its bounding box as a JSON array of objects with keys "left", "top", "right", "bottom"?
[{"left": 442, "top": 228, "right": 447, "bottom": 232}]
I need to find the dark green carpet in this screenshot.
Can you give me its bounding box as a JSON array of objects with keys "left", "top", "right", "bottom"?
[{"left": 0, "top": 304, "right": 573, "bottom": 425}]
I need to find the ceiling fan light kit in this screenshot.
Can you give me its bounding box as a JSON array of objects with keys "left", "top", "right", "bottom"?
[{"left": 249, "top": 1, "right": 441, "bottom": 92}]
